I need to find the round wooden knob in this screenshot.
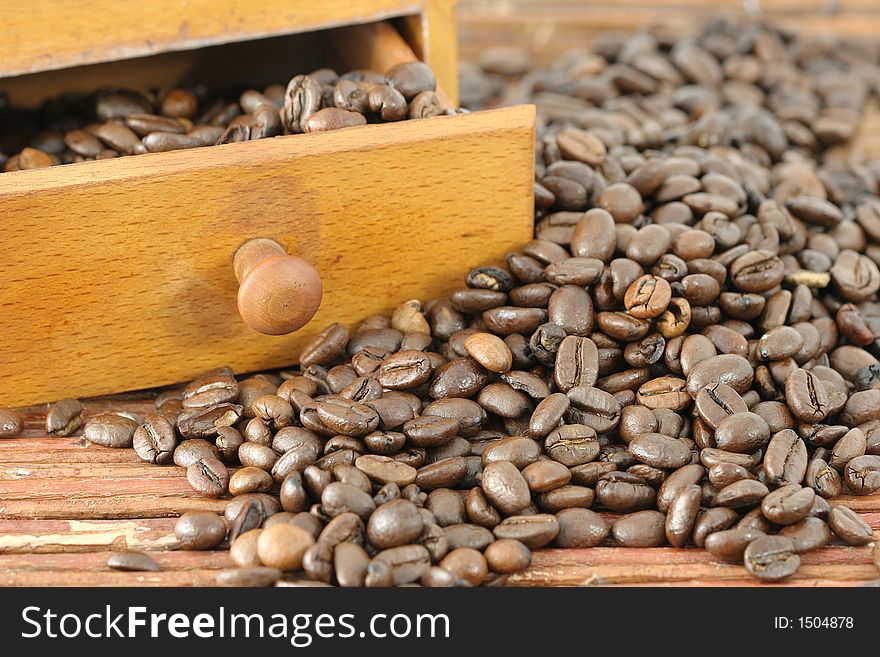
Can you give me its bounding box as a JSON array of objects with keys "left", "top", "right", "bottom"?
[{"left": 233, "top": 238, "right": 322, "bottom": 335}]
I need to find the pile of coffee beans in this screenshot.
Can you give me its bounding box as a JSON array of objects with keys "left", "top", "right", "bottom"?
[
  {"left": 2, "top": 17, "right": 880, "bottom": 586},
  {"left": 0, "top": 61, "right": 446, "bottom": 172}
]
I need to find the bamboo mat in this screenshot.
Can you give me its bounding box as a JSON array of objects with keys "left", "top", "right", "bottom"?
[{"left": 1, "top": 397, "right": 877, "bottom": 586}]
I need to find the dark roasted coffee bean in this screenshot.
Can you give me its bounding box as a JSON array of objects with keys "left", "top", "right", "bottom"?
[
  {"left": 705, "top": 527, "right": 766, "bottom": 563},
  {"left": 780, "top": 517, "right": 832, "bottom": 554},
  {"left": 827, "top": 505, "right": 873, "bottom": 546},
  {"left": 107, "top": 551, "right": 160, "bottom": 572},
  {"left": 133, "top": 415, "right": 177, "bottom": 464},
  {"left": 493, "top": 514, "right": 559, "bottom": 548},
  {"left": 611, "top": 510, "right": 666, "bottom": 547},
  {"left": 83, "top": 413, "right": 138, "bottom": 448},
  {"left": 595, "top": 472, "right": 655, "bottom": 512},
  {"left": 174, "top": 512, "right": 227, "bottom": 550},
  {"left": 763, "top": 429, "right": 808, "bottom": 486},
  {"left": 665, "top": 484, "right": 701, "bottom": 547},
  {"left": 46, "top": 398, "right": 84, "bottom": 436},
  {"left": 187, "top": 457, "right": 229, "bottom": 498},
  {"left": 843, "top": 455, "right": 880, "bottom": 495},
  {"left": 744, "top": 535, "right": 799, "bottom": 581}
]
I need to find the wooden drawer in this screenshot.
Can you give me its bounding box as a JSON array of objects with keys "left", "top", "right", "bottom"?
[{"left": 0, "top": 3, "right": 535, "bottom": 407}]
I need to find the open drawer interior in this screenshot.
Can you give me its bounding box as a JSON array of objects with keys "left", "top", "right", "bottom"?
[{"left": 0, "top": 19, "right": 452, "bottom": 159}]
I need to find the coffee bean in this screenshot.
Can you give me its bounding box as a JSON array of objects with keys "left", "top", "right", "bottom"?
[
  {"left": 215, "top": 567, "right": 282, "bottom": 587},
  {"left": 628, "top": 433, "right": 691, "bottom": 469},
  {"left": 744, "top": 535, "right": 800, "bottom": 582},
  {"left": 665, "top": 484, "right": 701, "bottom": 547},
  {"left": 334, "top": 542, "right": 371, "bottom": 587},
  {"left": 493, "top": 514, "right": 560, "bottom": 548},
  {"left": 133, "top": 415, "right": 177, "bottom": 464},
  {"left": 553, "top": 336, "right": 599, "bottom": 391},
  {"left": 107, "top": 551, "right": 160, "bottom": 572},
  {"left": 481, "top": 461, "right": 531, "bottom": 515},
  {"left": 760, "top": 485, "right": 815, "bottom": 525},
  {"left": 695, "top": 383, "right": 747, "bottom": 429},
  {"left": 545, "top": 425, "right": 600, "bottom": 466},
  {"left": 46, "top": 398, "right": 84, "bottom": 436},
  {"left": 779, "top": 517, "right": 832, "bottom": 553},
  {"left": 0, "top": 408, "right": 23, "bottom": 437},
  {"left": 827, "top": 505, "right": 873, "bottom": 546},
  {"left": 485, "top": 538, "right": 532, "bottom": 573},
  {"left": 372, "top": 544, "right": 431, "bottom": 585},
  {"left": 596, "top": 472, "right": 656, "bottom": 512},
  {"left": 714, "top": 412, "right": 770, "bottom": 454},
  {"left": 843, "top": 455, "right": 880, "bottom": 495},
  {"left": 711, "top": 479, "right": 769, "bottom": 508},
  {"left": 611, "top": 510, "right": 667, "bottom": 547},
  {"left": 83, "top": 413, "right": 138, "bottom": 448},
  {"left": 175, "top": 512, "right": 227, "bottom": 550},
  {"left": 257, "top": 524, "right": 315, "bottom": 571},
  {"left": 187, "top": 457, "right": 229, "bottom": 498},
  {"left": 763, "top": 429, "right": 808, "bottom": 486}
]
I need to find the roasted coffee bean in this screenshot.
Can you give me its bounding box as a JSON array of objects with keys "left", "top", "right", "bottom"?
[
  {"left": 692, "top": 508, "right": 740, "bottom": 548},
  {"left": 828, "top": 505, "right": 873, "bottom": 546},
  {"left": 686, "top": 354, "right": 753, "bottom": 397},
  {"left": 174, "top": 439, "right": 221, "bottom": 468},
  {"left": 611, "top": 510, "right": 667, "bottom": 547},
  {"left": 763, "top": 429, "right": 808, "bottom": 486},
  {"left": 187, "top": 457, "right": 229, "bottom": 498},
  {"left": 0, "top": 408, "right": 23, "bottom": 437},
  {"left": 356, "top": 454, "right": 417, "bottom": 487},
  {"left": 83, "top": 413, "right": 138, "bottom": 448},
  {"left": 628, "top": 433, "right": 691, "bottom": 469},
  {"left": 553, "top": 336, "right": 599, "bottom": 391},
  {"left": 743, "top": 535, "right": 800, "bottom": 581},
  {"left": 484, "top": 538, "right": 532, "bottom": 573},
  {"left": 843, "top": 455, "right": 880, "bottom": 495},
  {"left": 595, "top": 472, "right": 656, "bottom": 512},
  {"left": 481, "top": 461, "right": 531, "bottom": 515},
  {"left": 830, "top": 428, "right": 867, "bottom": 471},
  {"left": 178, "top": 403, "right": 242, "bottom": 438},
  {"left": 695, "top": 383, "right": 747, "bottom": 429},
  {"left": 665, "top": 484, "right": 701, "bottom": 547},
  {"left": 183, "top": 368, "right": 239, "bottom": 409},
  {"left": 714, "top": 412, "right": 770, "bottom": 454},
  {"left": 107, "top": 551, "right": 160, "bottom": 572},
  {"left": 257, "top": 524, "right": 315, "bottom": 571},
  {"left": 133, "top": 415, "right": 177, "bottom": 464},
  {"left": 46, "top": 398, "right": 84, "bottom": 436},
  {"left": 712, "top": 479, "right": 769, "bottom": 508},
  {"left": 779, "top": 517, "right": 832, "bottom": 554},
  {"left": 372, "top": 544, "right": 431, "bottom": 585},
  {"left": 624, "top": 275, "right": 672, "bottom": 319},
  {"left": 636, "top": 376, "right": 690, "bottom": 412},
  {"left": 761, "top": 485, "right": 815, "bottom": 525},
  {"left": 493, "top": 514, "right": 560, "bottom": 548},
  {"left": 175, "top": 512, "right": 227, "bottom": 550},
  {"left": 463, "top": 332, "right": 513, "bottom": 373},
  {"left": 366, "top": 499, "right": 424, "bottom": 549},
  {"left": 545, "top": 425, "right": 600, "bottom": 466},
  {"left": 705, "top": 527, "right": 766, "bottom": 563},
  {"left": 784, "top": 369, "right": 830, "bottom": 423}
]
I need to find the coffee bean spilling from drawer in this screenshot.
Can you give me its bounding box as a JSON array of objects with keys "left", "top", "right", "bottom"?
[
  {"left": 0, "top": 62, "right": 453, "bottom": 171},
  {"left": 5, "top": 18, "right": 880, "bottom": 587}
]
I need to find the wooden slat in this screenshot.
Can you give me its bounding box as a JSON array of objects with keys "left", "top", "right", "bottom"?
[
  {"left": 0, "top": 0, "right": 422, "bottom": 78},
  {"left": 0, "top": 518, "right": 182, "bottom": 554}
]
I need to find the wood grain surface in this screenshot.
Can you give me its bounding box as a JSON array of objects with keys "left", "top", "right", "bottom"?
[
  {"left": 457, "top": 0, "right": 880, "bottom": 64},
  {"left": 0, "top": 399, "right": 877, "bottom": 587},
  {"left": 0, "top": 0, "right": 422, "bottom": 77},
  {"left": 0, "top": 103, "right": 535, "bottom": 407}
]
